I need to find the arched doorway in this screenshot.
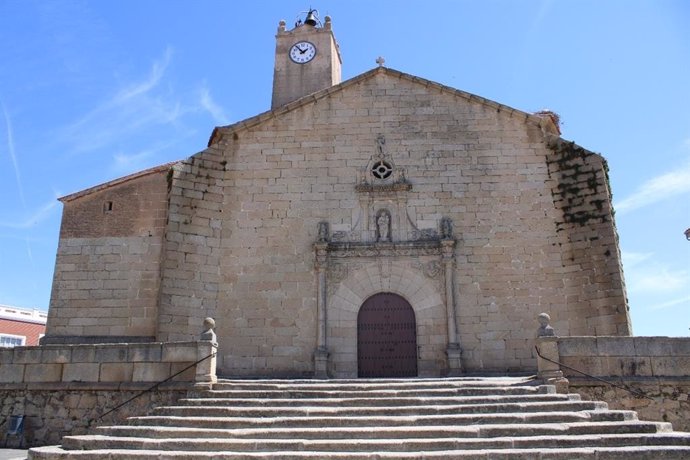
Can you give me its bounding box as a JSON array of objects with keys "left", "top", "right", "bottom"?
[{"left": 357, "top": 293, "right": 417, "bottom": 378}]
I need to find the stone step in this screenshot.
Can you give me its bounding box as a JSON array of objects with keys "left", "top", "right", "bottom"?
[
  {"left": 128, "top": 411, "right": 642, "bottom": 430},
  {"left": 95, "top": 420, "right": 667, "bottom": 440},
  {"left": 197, "top": 385, "right": 554, "bottom": 399},
  {"left": 25, "top": 377, "right": 690, "bottom": 460},
  {"left": 209, "top": 376, "right": 538, "bottom": 391},
  {"left": 59, "top": 432, "right": 690, "bottom": 453},
  {"left": 179, "top": 393, "right": 581, "bottom": 407},
  {"left": 151, "top": 400, "right": 608, "bottom": 417},
  {"left": 28, "top": 444, "right": 690, "bottom": 459}
]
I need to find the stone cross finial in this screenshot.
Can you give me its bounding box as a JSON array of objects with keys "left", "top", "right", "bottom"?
[
  {"left": 376, "top": 56, "right": 385, "bottom": 67},
  {"left": 201, "top": 317, "right": 217, "bottom": 344},
  {"left": 537, "top": 313, "right": 555, "bottom": 337}
]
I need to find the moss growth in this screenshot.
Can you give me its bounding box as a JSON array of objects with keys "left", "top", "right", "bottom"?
[{"left": 547, "top": 139, "right": 610, "bottom": 228}]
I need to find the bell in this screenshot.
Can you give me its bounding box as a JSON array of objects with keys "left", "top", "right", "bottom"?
[{"left": 304, "top": 10, "right": 318, "bottom": 26}]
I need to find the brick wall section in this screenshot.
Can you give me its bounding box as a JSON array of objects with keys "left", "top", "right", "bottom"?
[
  {"left": 159, "top": 69, "right": 630, "bottom": 376},
  {"left": 45, "top": 170, "right": 170, "bottom": 340},
  {"left": 0, "top": 319, "right": 45, "bottom": 345}
]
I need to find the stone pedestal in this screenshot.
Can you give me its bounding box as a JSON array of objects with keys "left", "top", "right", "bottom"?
[
  {"left": 446, "top": 343, "right": 463, "bottom": 376},
  {"left": 194, "top": 341, "right": 218, "bottom": 388},
  {"left": 314, "top": 347, "right": 329, "bottom": 379},
  {"left": 535, "top": 336, "right": 568, "bottom": 392}
]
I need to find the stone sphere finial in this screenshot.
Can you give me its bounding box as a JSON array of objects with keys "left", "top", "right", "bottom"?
[
  {"left": 537, "top": 312, "right": 555, "bottom": 337},
  {"left": 201, "top": 317, "right": 217, "bottom": 343}
]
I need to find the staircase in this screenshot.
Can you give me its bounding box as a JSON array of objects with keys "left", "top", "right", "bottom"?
[{"left": 29, "top": 376, "right": 690, "bottom": 459}]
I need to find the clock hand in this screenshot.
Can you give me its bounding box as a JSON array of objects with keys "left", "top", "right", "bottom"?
[{"left": 298, "top": 46, "right": 307, "bottom": 54}]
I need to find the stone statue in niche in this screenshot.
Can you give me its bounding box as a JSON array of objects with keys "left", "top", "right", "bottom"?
[
  {"left": 317, "top": 221, "right": 329, "bottom": 242},
  {"left": 376, "top": 210, "right": 391, "bottom": 242},
  {"left": 440, "top": 217, "right": 453, "bottom": 239}
]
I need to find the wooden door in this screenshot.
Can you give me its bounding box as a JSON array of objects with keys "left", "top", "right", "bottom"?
[{"left": 357, "top": 293, "right": 417, "bottom": 378}]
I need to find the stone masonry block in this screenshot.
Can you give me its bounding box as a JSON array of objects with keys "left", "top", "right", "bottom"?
[
  {"left": 0, "top": 363, "right": 25, "bottom": 383},
  {"left": 95, "top": 346, "right": 129, "bottom": 362},
  {"left": 133, "top": 362, "right": 171, "bottom": 382},
  {"left": 557, "top": 337, "right": 598, "bottom": 357},
  {"left": 71, "top": 346, "right": 97, "bottom": 363},
  {"left": 99, "top": 362, "right": 134, "bottom": 382},
  {"left": 633, "top": 337, "right": 676, "bottom": 356},
  {"left": 41, "top": 347, "right": 72, "bottom": 364},
  {"left": 25, "top": 363, "right": 63, "bottom": 382},
  {"left": 668, "top": 339, "right": 690, "bottom": 355},
  {"left": 162, "top": 343, "right": 198, "bottom": 362},
  {"left": 12, "top": 347, "right": 42, "bottom": 364},
  {"left": 129, "top": 344, "right": 163, "bottom": 362},
  {"left": 0, "top": 348, "right": 14, "bottom": 364},
  {"left": 596, "top": 337, "right": 636, "bottom": 357},
  {"left": 62, "top": 362, "right": 100, "bottom": 382},
  {"left": 650, "top": 356, "right": 690, "bottom": 377}
]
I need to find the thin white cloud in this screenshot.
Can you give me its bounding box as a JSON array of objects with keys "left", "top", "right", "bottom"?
[
  {"left": 627, "top": 265, "right": 689, "bottom": 294},
  {"left": 112, "top": 138, "right": 178, "bottom": 174},
  {"left": 199, "top": 85, "right": 230, "bottom": 125},
  {"left": 621, "top": 251, "right": 654, "bottom": 269},
  {"left": 648, "top": 295, "right": 690, "bottom": 311},
  {"left": 114, "top": 47, "right": 173, "bottom": 103},
  {"left": 615, "top": 159, "right": 690, "bottom": 215},
  {"left": 57, "top": 46, "right": 187, "bottom": 156},
  {"left": 1, "top": 102, "right": 26, "bottom": 208},
  {"left": 0, "top": 200, "right": 59, "bottom": 229}
]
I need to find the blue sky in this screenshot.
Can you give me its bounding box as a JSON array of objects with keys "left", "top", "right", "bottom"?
[{"left": 0, "top": 0, "right": 688, "bottom": 336}]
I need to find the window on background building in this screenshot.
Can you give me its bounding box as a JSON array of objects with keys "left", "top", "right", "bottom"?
[{"left": 0, "top": 334, "right": 26, "bottom": 348}]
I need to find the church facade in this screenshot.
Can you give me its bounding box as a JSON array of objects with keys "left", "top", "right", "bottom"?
[{"left": 44, "top": 15, "right": 631, "bottom": 378}]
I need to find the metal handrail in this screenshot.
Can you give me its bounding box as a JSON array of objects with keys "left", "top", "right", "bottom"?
[
  {"left": 91, "top": 350, "right": 217, "bottom": 426},
  {"left": 534, "top": 345, "right": 654, "bottom": 401}
]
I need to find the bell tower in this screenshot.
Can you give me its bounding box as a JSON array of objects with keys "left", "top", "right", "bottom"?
[{"left": 271, "top": 10, "right": 342, "bottom": 109}]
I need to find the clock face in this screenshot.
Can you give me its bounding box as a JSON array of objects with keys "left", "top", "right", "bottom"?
[{"left": 289, "top": 41, "right": 316, "bottom": 64}]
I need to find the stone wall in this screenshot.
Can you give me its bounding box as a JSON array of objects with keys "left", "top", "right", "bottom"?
[
  {"left": 0, "top": 342, "right": 217, "bottom": 384},
  {"left": 0, "top": 341, "right": 216, "bottom": 447},
  {"left": 545, "top": 139, "right": 630, "bottom": 335},
  {"left": 0, "top": 384, "right": 187, "bottom": 447},
  {"left": 157, "top": 69, "right": 630, "bottom": 377},
  {"left": 536, "top": 336, "right": 690, "bottom": 431},
  {"left": 154, "top": 69, "right": 631, "bottom": 376},
  {"left": 45, "top": 167, "right": 171, "bottom": 342}
]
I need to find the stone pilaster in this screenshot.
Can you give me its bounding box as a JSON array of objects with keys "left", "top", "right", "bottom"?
[
  {"left": 313, "top": 224, "right": 330, "bottom": 378},
  {"left": 441, "top": 232, "right": 462, "bottom": 376}
]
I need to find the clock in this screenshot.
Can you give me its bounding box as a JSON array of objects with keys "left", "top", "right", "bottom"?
[{"left": 289, "top": 41, "right": 316, "bottom": 64}]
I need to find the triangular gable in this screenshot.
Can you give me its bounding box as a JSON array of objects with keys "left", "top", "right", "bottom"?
[
  {"left": 208, "top": 66, "right": 561, "bottom": 147},
  {"left": 59, "top": 161, "right": 180, "bottom": 203}
]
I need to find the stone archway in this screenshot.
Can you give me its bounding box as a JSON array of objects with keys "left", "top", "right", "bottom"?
[
  {"left": 326, "top": 260, "right": 447, "bottom": 378},
  {"left": 357, "top": 292, "right": 417, "bottom": 378}
]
